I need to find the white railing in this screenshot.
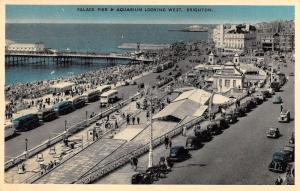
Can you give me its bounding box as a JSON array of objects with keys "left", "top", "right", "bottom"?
[{"left": 4, "top": 93, "right": 141, "bottom": 171}]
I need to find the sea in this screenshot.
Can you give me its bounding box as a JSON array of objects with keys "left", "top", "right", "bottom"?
[{"left": 5, "top": 24, "right": 208, "bottom": 85}]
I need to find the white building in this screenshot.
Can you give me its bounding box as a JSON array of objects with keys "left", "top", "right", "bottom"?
[
  {"left": 213, "top": 24, "right": 256, "bottom": 53},
  {"left": 213, "top": 60, "right": 244, "bottom": 93},
  {"left": 6, "top": 42, "right": 45, "bottom": 52}
]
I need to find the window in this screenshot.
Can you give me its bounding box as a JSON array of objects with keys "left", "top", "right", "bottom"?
[
  {"left": 225, "top": 80, "right": 230, "bottom": 87},
  {"left": 233, "top": 80, "right": 236, "bottom": 87}
]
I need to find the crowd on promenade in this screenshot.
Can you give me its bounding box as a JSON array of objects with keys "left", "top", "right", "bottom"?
[{"left": 5, "top": 62, "right": 155, "bottom": 120}]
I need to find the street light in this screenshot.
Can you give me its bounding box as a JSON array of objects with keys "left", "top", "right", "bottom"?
[
  {"left": 64, "top": 120, "right": 67, "bottom": 131},
  {"left": 25, "top": 138, "right": 28, "bottom": 152}
]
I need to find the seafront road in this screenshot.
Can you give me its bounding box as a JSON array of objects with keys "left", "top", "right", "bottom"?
[
  {"left": 96, "top": 61, "right": 294, "bottom": 184},
  {"left": 5, "top": 57, "right": 199, "bottom": 162}
]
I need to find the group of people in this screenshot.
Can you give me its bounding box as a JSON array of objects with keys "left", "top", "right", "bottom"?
[
  {"left": 126, "top": 114, "right": 140, "bottom": 125},
  {"left": 5, "top": 62, "right": 157, "bottom": 119}
]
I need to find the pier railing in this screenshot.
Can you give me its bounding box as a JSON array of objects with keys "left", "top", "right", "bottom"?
[{"left": 4, "top": 92, "right": 141, "bottom": 171}]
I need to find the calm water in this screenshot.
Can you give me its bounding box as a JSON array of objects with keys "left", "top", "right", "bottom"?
[{"left": 5, "top": 24, "right": 208, "bottom": 85}]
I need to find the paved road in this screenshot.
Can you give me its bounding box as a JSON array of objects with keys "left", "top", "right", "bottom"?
[
  {"left": 155, "top": 62, "right": 294, "bottom": 184},
  {"left": 95, "top": 60, "right": 294, "bottom": 185},
  {"left": 5, "top": 58, "right": 198, "bottom": 161}
]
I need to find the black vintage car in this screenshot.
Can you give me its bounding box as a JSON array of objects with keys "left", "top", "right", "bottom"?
[
  {"left": 268, "top": 152, "right": 288, "bottom": 173},
  {"left": 214, "top": 116, "right": 229, "bottom": 129},
  {"left": 186, "top": 136, "right": 202, "bottom": 150},
  {"left": 131, "top": 173, "right": 152, "bottom": 184},
  {"left": 202, "top": 120, "right": 222, "bottom": 135},
  {"left": 169, "top": 146, "right": 191, "bottom": 162},
  {"left": 224, "top": 111, "right": 238, "bottom": 124},
  {"left": 194, "top": 124, "right": 211, "bottom": 141}
]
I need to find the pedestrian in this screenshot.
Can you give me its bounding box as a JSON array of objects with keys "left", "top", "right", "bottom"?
[
  {"left": 126, "top": 116, "right": 130, "bottom": 125},
  {"left": 169, "top": 139, "right": 172, "bottom": 149},
  {"left": 182, "top": 126, "right": 187, "bottom": 137},
  {"left": 137, "top": 117, "right": 140, "bottom": 124},
  {"left": 132, "top": 156, "right": 138, "bottom": 171},
  {"left": 115, "top": 121, "right": 118, "bottom": 129},
  {"left": 280, "top": 103, "right": 283, "bottom": 112},
  {"left": 164, "top": 136, "right": 169, "bottom": 149},
  {"left": 275, "top": 176, "right": 283, "bottom": 185},
  {"left": 146, "top": 111, "right": 150, "bottom": 121},
  {"left": 132, "top": 116, "right": 135, "bottom": 125}
]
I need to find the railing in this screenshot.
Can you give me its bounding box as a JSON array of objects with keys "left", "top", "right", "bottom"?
[
  {"left": 75, "top": 115, "right": 205, "bottom": 184},
  {"left": 4, "top": 92, "right": 141, "bottom": 171},
  {"left": 75, "top": 91, "right": 250, "bottom": 184}
]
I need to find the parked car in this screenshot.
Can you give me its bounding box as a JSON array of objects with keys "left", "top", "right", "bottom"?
[
  {"left": 278, "top": 109, "right": 290, "bottom": 122},
  {"left": 282, "top": 145, "right": 294, "bottom": 162},
  {"left": 224, "top": 111, "right": 238, "bottom": 124},
  {"left": 254, "top": 92, "right": 265, "bottom": 102},
  {"left": 234, "top": 107, "right": 246, "bottom": 117},
  {"left": 260, "top": 90, "right": 271, "bottom": 98},
  {"left": 214, "top": 116, "right": 228, "bottom": 129},
  {"left": 267, "top": 88, "right": 275, "bottom": 95},
  {"left": 268, "top": 152, "right": 288, "bottom": 173},
  {"left": 131, "top": 173, "right": 152, "bottom": 184},
  {"left": 266, "top": 128, "right": 280, "bottom": 138},
  {"left": 272, "top": 95, "right": 282, "bottom": 104},
  {"left": 185, "top": 136, "right": 202, "bottom": 150},
  {"left": 194, "top": 124, "right": 211, "bottom": 141},
  {"left": 169, "top": 146, "right": 191, "bottom": 162}
]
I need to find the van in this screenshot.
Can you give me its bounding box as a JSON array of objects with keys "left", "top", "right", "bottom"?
[
  {"left": 100, "top": 89, "right": 119, "bottom": 106},
  {"left": 53, "top": 101, "right": 74, "bottom": 115},
  {"left": 37, "top": 108, "right": 57, "bottom": 122},
  {"left": 13, "top": 114, "right": 40, "bottom": 131}
]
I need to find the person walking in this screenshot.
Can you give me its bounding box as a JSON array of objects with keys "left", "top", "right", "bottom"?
[
  {"left": 132, "top": 156, "right": 138, "bottom": 171},
  {"left": 126, "top": 114, "right": 130, "bottom": 125},
  {"left": 169, "top": 139, "right": 172, "bottom": 149},
  {"left": 137, "top": 117, "right": 140, "bottom": 125},
  {"left": 164, "top": 136, "right": 169, "bottom": 149},
  {"left": 280, "top": 103, "right": 283, "bottom": 112},
  {"left": 182, "top": 126, "right": 187, "bottom": 137},
  {"left": 132, "top": 116, "right": 135, "bottom": 125}
]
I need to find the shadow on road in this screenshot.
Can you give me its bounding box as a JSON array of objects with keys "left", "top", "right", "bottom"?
[{"left": 173, "top": 163, "right": 206, "bottom": 169}]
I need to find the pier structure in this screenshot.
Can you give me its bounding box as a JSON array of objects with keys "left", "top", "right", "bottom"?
[{"left": 5, "top": 51, "right": 153, "bottom": 67}]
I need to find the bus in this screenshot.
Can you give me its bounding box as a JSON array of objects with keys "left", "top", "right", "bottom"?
[
  {"left": 5, "top": 124, "right": 15, "bottom": 139},
  {"left": 72, "top": 95, "right": 87, "bottom": 109},
  {"left": 53, "top": 101, "right": 74, "bottom": 115},
  {"left": 86, "top": 90, "right": 100, "bottom": 102},
  {"left": 97, "top": 85, "right": 111, "bottom": 94},
  {"left": 12, "top": 114, "right": 40, "bottom": 131},
  {"left": 37, "top": 108, "right": 57, "bottom": 122},
  {"left": 100, "top": 89, "right": 119, "bottom": 106}
]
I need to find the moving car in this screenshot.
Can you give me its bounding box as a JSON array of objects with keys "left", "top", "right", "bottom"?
[
  {"left": 266, "top": 128, "right": 280, "bottom": 138},
  {"left": 278, "top": 109, "right": 290, "bottom": 123},
  {"left": 185, "top": 136, "right": 202, "bottom": 150},
  {"left": 272, "top": 95, "right": 282, "bottom": 104},
  {"left": 268, "top": 152, "right": 288, "bottom": 173},
  {"left": 169, "top": 146, "right": 191, "bottom": 162}
]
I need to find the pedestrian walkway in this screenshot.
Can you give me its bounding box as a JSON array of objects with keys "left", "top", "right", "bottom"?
[
  {"left": 35, "top": 138, "right": 126, "bottom": 184},
  {"left": 4, "top": 98, "right": 139, "bottom": 183}
]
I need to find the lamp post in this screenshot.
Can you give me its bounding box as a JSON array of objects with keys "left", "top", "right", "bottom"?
[
  {"left": 64, "top": 120, "right": 67, "bottom": 131},
  {"left": 148, "top": 96, "right": 153, "bottom": 168},
  {"left": 25, "top": 138, "right": 28, "bottom": 152}
]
